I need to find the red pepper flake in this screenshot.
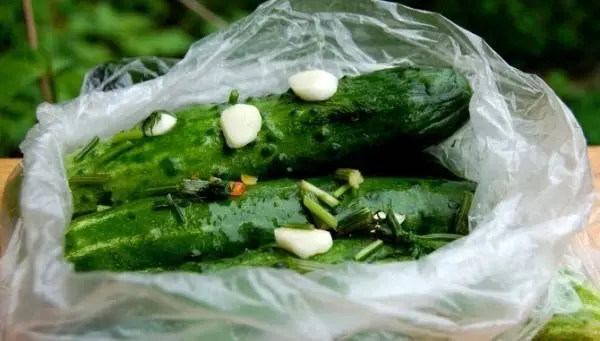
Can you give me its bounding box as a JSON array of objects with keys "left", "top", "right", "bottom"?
[{"left": 229, "top": 181, "right": 246, "bottom": 196}]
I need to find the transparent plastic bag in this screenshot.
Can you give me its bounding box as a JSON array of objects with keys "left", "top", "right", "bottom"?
[
  {"left": 80, "top": 57, "right": 180, "bottom": 94},
  {"left": 1, "top": 0, "right": 598, "bottom": 340}
]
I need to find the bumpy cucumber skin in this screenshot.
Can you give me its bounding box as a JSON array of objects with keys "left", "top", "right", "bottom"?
[
  {"left": 68, "top": 67, "right": 472, "bottom": 215},
  {"left": 533, "top": 283, "right": 600, "bottom": 341},
  {"left": 177, "top": 238, "right": 413, "bottom": 274},
  {"left": 65, "top": 177, "right": 476, "bottom": 272}
]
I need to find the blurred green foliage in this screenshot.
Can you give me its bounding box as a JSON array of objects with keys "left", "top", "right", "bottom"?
[{"left": 1, "top": 0, "right": 599, "bottom": 156}]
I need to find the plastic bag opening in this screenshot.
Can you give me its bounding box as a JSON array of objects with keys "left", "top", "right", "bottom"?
[{"left": 1, "top": 0, "right": 596, "bottom": 340}]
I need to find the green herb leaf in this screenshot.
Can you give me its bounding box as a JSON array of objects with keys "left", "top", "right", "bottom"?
[
  {"left": 97, "top": 140, "right": 135, "bottom": 164},
  {"left": 454, "top": 192, "right": 474, "bottom": 235},
  {"left": 302, "top": 191, "right": 338, "bottom": 229},
  {"left": 111, "top": 129, "right": 144, "bottom": 144},
  {"left": 337, "top": 206, "right": 374, "bottom": 234},
  {"left": 281, "top": 223, "right": 316, "bottom": 230},
  {"left": 298, "top": 180, "right": 339, "bottom": 207},
  {"left": 415, "top": 233, "right": 463, "bottom": 241},
  {"left": 335, "top": 168, "right": 364, "bottom": 189},
  {"left": 228, "top": 89, "right": 239, "bottom": 104},
  {"left": 96, "top": 205, "right": 112, "bottom": 212},
  {"left": 74, "top": 136, "right": 99, "bottom": 161},
  {"left": 385, "top": 207, "right": 407, "bottom": 239},
  {"left": 179, "top": 178, "right": 230, "bottom": 202},
  {"left": 333, "top": 184, "right": 351, "bottom": 198},
  {"left": 143, "top": 185, "right": 180, "bottom": 196},
  {"left": 167, "top": 193, "right": 186, "bottom": 225},
  {"left": 354, "top": 239, "right": 384, "bottom": 261}
]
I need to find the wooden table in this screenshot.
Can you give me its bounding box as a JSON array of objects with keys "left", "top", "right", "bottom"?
[
  {"left": 2, "top": 148, "right": 600, "bottom": 209},
  {"left": 1, "top": 159, "right": 20, "bottom": 206},
  {"left": 591, "top": 147, "right": 600, "bottom": 190}
]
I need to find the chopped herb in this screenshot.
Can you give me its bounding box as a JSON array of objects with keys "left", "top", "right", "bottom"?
[
  {"left": 454, "top": 192, "right": 473, "bottom": 235},
  {"left": 405, "top": 233, "right": 464, "bottom": 258},
  {"left": 298, "top": 180, "right": 339, "bottom": 207},
  {"left": 98, "top": 141, "right": 135, "bottom": 164},
  {"left": 284, "top": 258, "right": 331, "bottom": 273},
  {"left": 74, "top": 136, "right": 99, "bottom": 161},
  {"left": 335, "top": 168, "right": 364, "bottom": 189},
  {"left": 96, "top": 205, "right": 112, "bottom": 212},
  {"left": 68, "top": 174, "right": 110, "bottom": 185},
  {"left": 152, "top": 200, "right": 173, "bottom": 210},
  {"left": 208, "top": 176, "right": 222, "bottom": 183},
  {"left": 302, "top": 192, "right": 338, "bottom": 230},
  {"left": 373, "top": 211, "right": 387, "bottom": 221},
  {"left": 180, "top": 178, "right": 230, "bottom": 202},
  {"left": 147, "top": 177, "right": 231, "bottom": 206},
  {"left": 354, "top": 239, "right": 384, "bottom": 261},
  {"left": 385, "top": 207, "right": 406, "bottom": 239},
  {"left": 312, "top": 216, "right": 328, "bottom": 230},
  {"left": 111, "top": 129, "right": 144, "bottom": 144},
  {"left": 281, "top": 223, "right": 315, "bottom": 230},
  {"left": 333, "top": 184, "right": 351, "bottom": 198},
  {"left": 143, "top": 185, "right": 180, "bottom": 196},
  {"left": 167, "top": 193, "right": 186, "bottom": 225},
  {"left": 415, "top": 233, "right": 463, "bottom": 241},
  {"left": 181, "top": 179, "right": 210, "bottom": 195},
  {"left": 228, "top": 89, "right": 240, "bottom": 104},
  {"left": 337, "top": 206, "right": 374, "bottom": 234}
]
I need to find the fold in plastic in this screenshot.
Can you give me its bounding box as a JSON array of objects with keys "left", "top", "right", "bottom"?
[{"left": 1, "top": 0, "right": 597, "bottom": 340}]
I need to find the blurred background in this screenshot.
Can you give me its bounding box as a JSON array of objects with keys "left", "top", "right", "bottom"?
[{"left": 1, "top": 0, "right": 599, "bottom": 157}]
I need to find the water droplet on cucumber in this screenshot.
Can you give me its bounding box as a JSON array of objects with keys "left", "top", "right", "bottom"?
[{"left": 290, "top": 108, "right": 304, "bottom": 116}]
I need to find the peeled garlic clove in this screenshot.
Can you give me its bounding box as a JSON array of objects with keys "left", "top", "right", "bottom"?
[
  {"left": 219, "top": 103, "right": 262, "bottom": 149},
  {"left": 274, "top": 227, "right": 333, "bottom": 259},
  {"left": 288, "top": 69, "right": 338, "bottom": 102},
  {"left": 144, "top": 113, "right": 177, "bottom": 136}
]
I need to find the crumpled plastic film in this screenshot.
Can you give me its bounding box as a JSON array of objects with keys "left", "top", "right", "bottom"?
[
  {"left": 0, "top": 0, "right": 596, "bottom": 340},
  {"left": 80, "top": 57, "right": 180, "bottom": 94}
]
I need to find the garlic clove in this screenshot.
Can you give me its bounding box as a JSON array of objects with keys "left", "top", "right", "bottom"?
[
  {"left": 219, "top": 103, "right": 262, "bottom": 149},
  {"left": 288, "top": 69, "right": 338, "bottom": 102},
  {"left": 274, "top": 227, "right": 333, "bottom": 259},
  {"left": 144, "top": 113, "right": 177, "bottom": 136}
]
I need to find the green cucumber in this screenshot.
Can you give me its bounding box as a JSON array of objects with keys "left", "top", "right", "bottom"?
[
  {"left": 65, "top": 177, "right": 476, "bottom": 272},
  {"left": 533, "top": 280, "right": 600, "bottom": 341},
  {"left": 177, "top": 238, "right": 414, "bottom": 274},
  {"left": 67, "top": 66, "right": 472, "bottom": 215}
]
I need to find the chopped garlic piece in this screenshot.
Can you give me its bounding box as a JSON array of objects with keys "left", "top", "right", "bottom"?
[
  {"left": 373, "top": 211, "right": 387, "bottom": 221},
  {"left": 220, "top": 104, "right": 262, "bottom": 149},
  {"left": 144, "top": 113, "right": 177, "bottom": 136},
  {"left": 288, "top": 69, "right": 338, "bottom": 102},
  {"left": 274, "top": 227, "right": 333, "bottom": 259},
  {"left": 395, "top": 213, "right": 406, "bottom": 225}
]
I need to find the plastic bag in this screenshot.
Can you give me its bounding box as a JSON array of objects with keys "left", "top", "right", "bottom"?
[
  {"left": 80, "top": 57, "right": 180, "bottom": 94},
  {"left": 1, "top": 0, "right": 598, "bottom": 340}
]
